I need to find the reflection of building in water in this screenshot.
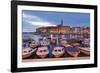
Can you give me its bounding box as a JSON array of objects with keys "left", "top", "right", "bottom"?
[{"left": 36, "top": 20, "right": 90, "bottom": 39}]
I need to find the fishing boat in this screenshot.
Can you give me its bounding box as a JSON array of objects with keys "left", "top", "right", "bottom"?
[
  {"left": 60, "top": 40, "right": 68, "bottom": 47},
  {"left": 82, "top": 38, "right": 90, "bottom": 47},
  {"left": 71, "top": 43, "right": 80, "bottom": 47},
  {"left": 36, "top": 46, "right": 49, "bottom": 58},
  {"left": 60, "top": 40, "right": 80, "bottom": 57},
  {"left": 22, "top": 48, "right": 36, "bottom": 59},
  {"left": 29, "top": 39, "right": 39, "bottom": 49},
  {"left": 79, "top": 47, "right": 90, "bottom": 56},
  {"left": 66, "top": 46, "right": 80, "bottom": 57},
  {"left": 79, "top": 38, "right": 90, "bottom": 56},
  {"left": 40, "top": 40, "right": 50, "bottom": 47},
  {"left": 52, "top": 46, "right": 65, "bottom": 58}
]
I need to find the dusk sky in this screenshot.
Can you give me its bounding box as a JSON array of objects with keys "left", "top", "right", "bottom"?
[{"left": 22, "top": 10, "right": 90, "bottom": 32}]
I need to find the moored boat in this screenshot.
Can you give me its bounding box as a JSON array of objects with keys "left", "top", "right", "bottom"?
[
  {"left": 22, "top": 48, "right": 36, "bottom": 59},
  {"left": 60, "top": 40, "right": 80, "bottom": 57},
  {"left": 66, "top": 46, "right": 80, "bottom": 57},
  {"left": 79, "top": 47, "right": 90, "bottom": 56},
  {"left": 36, "top": 46, "right": 49, "bottom": 58},
  {"left": 52, "top": 46, "right": 65, "bottom": 58},
  {"left": 29, "top": 40, "right": 39, "bottom": 49},
  {"left": 40, "top": 40, "right": 50, "bottom": 47}
]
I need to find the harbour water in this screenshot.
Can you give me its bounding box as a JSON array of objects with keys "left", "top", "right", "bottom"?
[{"left": 23, "top": 32, "right": 90, "bottom": 42}]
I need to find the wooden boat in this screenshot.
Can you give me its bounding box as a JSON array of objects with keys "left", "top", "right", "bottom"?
[
  {"left": 82, "top": 38, "right": 90, "bottom": 47},
  {"left": 52, "top": 46, "right": 64, "bottom": 58},
  {"left": 36, "top": 46, "right": 49, "bottom": 58},
  {"left": 60, "top": 40, "right": 68, "bottom": 47},
  {"left": 40, "top": 40, "right": 50, "bottom": 46},
  {"left": 65, "top": 45, "right": 80, "bottom": 57},
  {"left": 79, "top": 47, "right": 90, "bottom": 56},
  {"left": 22, "top": 48, "right": 36, "bottom": 59},
  {"left": 29, "top": 40, "right": 38, "bottom": 49},
  {"left": 71, "top": 43, "right": 80, "bottom": 47}
]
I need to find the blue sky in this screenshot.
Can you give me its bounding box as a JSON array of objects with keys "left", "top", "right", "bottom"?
[{"left": 22, "top": 10, "right": 90, "bottom": 32}]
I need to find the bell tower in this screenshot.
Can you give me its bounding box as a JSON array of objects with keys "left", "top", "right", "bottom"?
[
  {"left": 58, "top": 19, "right": 63, "bottom": 27},
  {"left": 61, "top": 19, "right": 63, "bottom": 26}
]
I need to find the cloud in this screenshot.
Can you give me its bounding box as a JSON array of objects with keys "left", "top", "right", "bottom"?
[
  {"left": 30, "top": 21, "right": 56, "bottom": 27},
  {"left": 23, "top": 13, "right": 55, "bottom": 27},
  {"left": 23, "top": 13, "right": 42, "bottom": 21}
]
